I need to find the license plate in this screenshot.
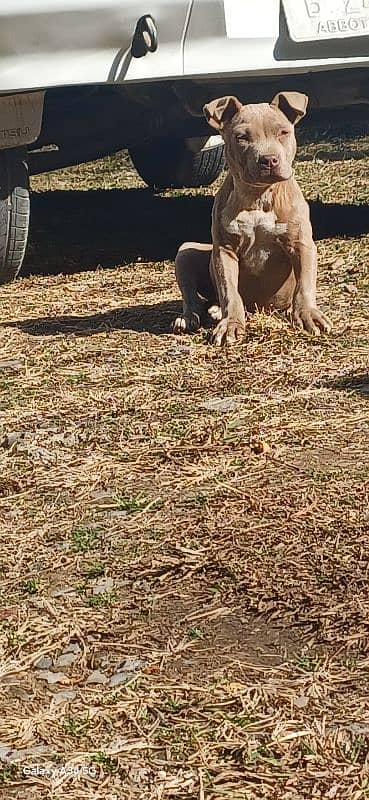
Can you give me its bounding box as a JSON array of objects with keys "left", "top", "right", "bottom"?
[{"left": 283, "top": 0, "right": 369, "bottom": 42}]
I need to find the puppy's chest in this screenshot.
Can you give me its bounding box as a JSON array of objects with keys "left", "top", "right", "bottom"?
[{"left": 225, "top": 208, "right": 287, "bottom": 275}]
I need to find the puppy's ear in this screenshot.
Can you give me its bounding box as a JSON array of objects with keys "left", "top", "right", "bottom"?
[
  {"left": 203, "top": 96, "right": 242, "bottom": 130},
  {"left": 270, "top": 91, "right": 308, "bottom": 125}
]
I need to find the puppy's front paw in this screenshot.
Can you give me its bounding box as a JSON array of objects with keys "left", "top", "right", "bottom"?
[
  {"left": 173, "top": 312, "right": 201, "bottom": 334},
  {"left": 211, "top": 318, "right": 245, "bottom": 346},
  {"left": 293, "top": 306, "right": 332, "bottom": 335}
]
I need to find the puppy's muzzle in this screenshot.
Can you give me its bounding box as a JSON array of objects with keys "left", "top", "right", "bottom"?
[{"left": 257, "top": 154, "right": 281, "bottom": 177}]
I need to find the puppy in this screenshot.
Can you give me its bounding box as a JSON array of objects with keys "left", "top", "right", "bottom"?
[{"left": 173, "top": 91, "right": 331, "bottom": 345}]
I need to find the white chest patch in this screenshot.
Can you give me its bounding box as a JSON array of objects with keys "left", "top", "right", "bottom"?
[
  {"left": 225, "top": 209, "right": 287, "bottom": 239},
  {"left": 224, "top": 209, "right": 287, "bottom": 275}
]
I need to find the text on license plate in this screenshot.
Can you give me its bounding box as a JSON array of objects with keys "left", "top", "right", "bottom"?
[{"left": 283, "top": 0, "right": 369, "bottom": 42}]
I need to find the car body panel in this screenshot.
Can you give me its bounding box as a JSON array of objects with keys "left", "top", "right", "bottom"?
[
  {"left": 1, "top": 0, "right": 369, "bottom": 94},
  {"left": 0, "top": 0, "right": 190, "bottom": 91}
]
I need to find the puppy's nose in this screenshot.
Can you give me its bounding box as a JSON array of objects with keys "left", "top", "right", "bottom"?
[{"left": 258, "top": 155, "right": 279, "bottom": 169}]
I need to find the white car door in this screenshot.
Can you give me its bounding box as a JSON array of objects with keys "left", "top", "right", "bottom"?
[{"left": 0, "top": 0, "right": 191, "bottom": 92}]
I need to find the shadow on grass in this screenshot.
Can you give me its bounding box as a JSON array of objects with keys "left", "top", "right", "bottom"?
[
  {"left": 7, "top": 189, "right": 369, "bottom": 338},
  {"left": 23, "top": 188, "right": 213, "bottom": 277},
  {"left": 22, "top": 188, "right": 369, "bottom": 278},
  {"left": 329, "top": 374, "right": 369, "bottom": 397},
  {"left": 3, "top": 300, "right": 182, "bottom": 337}
]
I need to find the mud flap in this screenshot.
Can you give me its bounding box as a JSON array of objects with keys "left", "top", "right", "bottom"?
[{"left": 0, "top": 91, "right": 45, "bottom": 150}]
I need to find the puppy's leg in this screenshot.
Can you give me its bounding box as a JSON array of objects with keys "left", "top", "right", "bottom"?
[
  {"left": 210, "top": 245, "right": 245, "bottom": 346},
  {"left": 173, "top": 243, "right": 215, "bottom": 333},
  {"left": 291, "top": 232, "right": 332, "bottom": 335}
]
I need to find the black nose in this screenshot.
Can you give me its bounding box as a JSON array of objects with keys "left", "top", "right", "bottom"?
[{"left": 259, "top": 155, "right": 279, "bottom": 168}]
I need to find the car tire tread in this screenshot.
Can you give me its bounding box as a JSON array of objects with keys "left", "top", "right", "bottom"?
[{"left": 0, "top": 149, "right": 30, "bottom": 284}]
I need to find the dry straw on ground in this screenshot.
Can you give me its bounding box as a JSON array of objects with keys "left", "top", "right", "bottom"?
[{"left": 0, "top": 141, "right": 369, "bottom": 799}]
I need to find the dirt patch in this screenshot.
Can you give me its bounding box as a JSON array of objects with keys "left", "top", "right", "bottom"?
[{"left": 163, "top": 611, "right": 299, "bottom": 679}]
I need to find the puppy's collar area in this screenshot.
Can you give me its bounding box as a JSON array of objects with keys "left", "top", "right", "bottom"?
[{"left": 230, "top": 183, "right": 274, "bottom": 214}]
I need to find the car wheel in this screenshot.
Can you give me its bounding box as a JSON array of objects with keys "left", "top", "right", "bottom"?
[
  {"left": 128, "top": 136, "right": 225, "bottom": 190},
  {"left": 0, "top": 147, "right": 30, "bottom": 284}
]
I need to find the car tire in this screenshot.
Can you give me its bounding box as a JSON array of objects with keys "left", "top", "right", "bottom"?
[
  {"left": 128, "top": 136, "right": 225, "bottom": 190},
  {"left": 0, "top": 147, "right": 30, "bottom": 284}
]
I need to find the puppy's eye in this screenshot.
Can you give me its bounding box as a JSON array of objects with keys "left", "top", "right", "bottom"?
[
  {"left": 280, "top": 129, "right": 290, "bottom": 137},
  {"left": 236, "top": 133, "right": 250, "bottom": 142}
]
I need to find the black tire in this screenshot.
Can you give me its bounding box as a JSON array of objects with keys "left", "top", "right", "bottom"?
[
  {"left": 128, "top": 137, "right": 225, "bottom": 191},
  {"left": 0, "top": 147, "right": 30, "bottom": 284}
]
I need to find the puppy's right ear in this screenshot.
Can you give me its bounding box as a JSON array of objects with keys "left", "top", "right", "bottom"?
[{"left": 203, "top": 96, "right": 242, "bottom": 130}]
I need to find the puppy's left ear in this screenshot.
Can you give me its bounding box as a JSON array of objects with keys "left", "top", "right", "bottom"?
[{"left": 270, "top": 91, "right": 308, "bottom": 125}]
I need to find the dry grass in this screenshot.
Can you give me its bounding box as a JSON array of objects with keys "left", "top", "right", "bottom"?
[{"left": 0, "top": 141, "right": 369, "bottom": 799}]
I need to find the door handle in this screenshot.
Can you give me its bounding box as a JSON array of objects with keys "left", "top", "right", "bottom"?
[{"left": 131, "top": 15, "right": 158, "bottom": 58}]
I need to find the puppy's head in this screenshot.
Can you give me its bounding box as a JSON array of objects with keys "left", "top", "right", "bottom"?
[{"left": 203, "top": 91, "right": 308, "bottom": 185}]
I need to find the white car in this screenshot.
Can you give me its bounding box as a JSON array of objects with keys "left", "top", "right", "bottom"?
[{"left": 1, "top": 0, "right": 369, "bottom": 282}]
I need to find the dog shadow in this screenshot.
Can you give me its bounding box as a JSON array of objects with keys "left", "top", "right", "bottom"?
[
  {"left": 327, "top": 374, "right": 369, "bottom": 397},
  {"left": 5, "top": 300, "right": 181, "bottom": 337}
]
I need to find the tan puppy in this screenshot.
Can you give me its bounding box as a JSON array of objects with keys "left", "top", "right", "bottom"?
[{"left": 173, "top": 91, "right": 331, "bottom": 345}]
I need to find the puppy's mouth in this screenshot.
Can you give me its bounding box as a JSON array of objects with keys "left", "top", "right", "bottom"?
[
  {"left": 234, "top": 159, "right": 292, "bottom": 186},
  {"left": 257, "top": 166, "right": 290, "bottom": 182}
]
